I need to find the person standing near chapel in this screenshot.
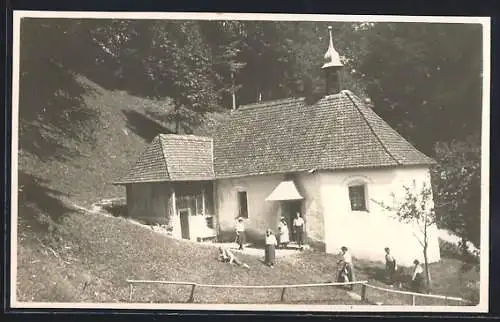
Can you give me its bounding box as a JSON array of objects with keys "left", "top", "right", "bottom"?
[
  {"left": 337, "top": 246, "right": 355, "bottom": 290},
  {"left": 292, "top": 212, "right": 304, "bottom": 249},
  {"left": 235, "top": 217, "right": 246, "bottom": 250},
  {"left": 264, "top": 229, "right": 277, "bottom": 267},
  {"left": 277, "top": 217, "right": 290, "bottom": 249},
  {"left": 384, "top": 247, "right": 397, "bottom": 286},
  {"left": 411, "top": 259, "right": 425, "bottom": 293}
]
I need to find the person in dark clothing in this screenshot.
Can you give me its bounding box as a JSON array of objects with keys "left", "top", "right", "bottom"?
[
  {"left": 384, "top": 247, "right": 397, "bottom": 285},
  {"left": 337, "top": 246, "right": 355, "bottom": 290},
  {"left": 411, "top": 259, "right": 425, "bottom": 293},
  {"left": 264, "top": 229, "right": 277, "bottom": 267},
  {"left": 292, "top": 212, "right": 304, "bottom": 249}
]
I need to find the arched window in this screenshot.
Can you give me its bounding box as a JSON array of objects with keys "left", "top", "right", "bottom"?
[{"left": 345, "top": 176, "right": 370, "bottom": 212}]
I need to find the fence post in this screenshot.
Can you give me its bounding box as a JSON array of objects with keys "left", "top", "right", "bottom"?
[
  {"left": 128, "top": 284, "right": 134, "bottom": 302},
  {"left": 361, "top": 284, "right": 367, "bottom": 302},
  {"left": 188, "top": 284, "right": 196, "bottom": 303},
  {"left": 280, "top": 287, "right": 286, "bottom": 302},
  {"left": 411, "top": 294, "right": 416, "bottom": 306}
]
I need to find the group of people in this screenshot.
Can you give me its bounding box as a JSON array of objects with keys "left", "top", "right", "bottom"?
[
  {"left": 235, "top": 213, "right": 305, "bottom": 250},
  {"left": 224, "top": 213, "right": 305, "bottom": 268},
  {"left": 226, "top": 216, "right": 426, "bottom": 293},
  {"left": 384, "top": 247, "right": 426, "bottom": 292},
  {"left": 336, "top": 246, "right": 426, "bottom": 293},
  {"left": 276, "top": 212, "right": 305, "bottom": 249}
]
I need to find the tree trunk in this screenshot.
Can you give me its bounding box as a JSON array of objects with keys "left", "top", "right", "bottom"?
[{"left": 423, "top": 243, "right": 431, "bottom": 293}]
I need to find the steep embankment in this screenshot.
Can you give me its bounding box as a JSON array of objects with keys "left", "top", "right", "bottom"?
[
  {"left": 18, "top": 75, "right": 225, "bottom": 207},
  {"left": 17, "top": 209, "right": 359, "bottom": 304},
  {"left": 15, "top": 74, "right": 242, "bottom": 304}
]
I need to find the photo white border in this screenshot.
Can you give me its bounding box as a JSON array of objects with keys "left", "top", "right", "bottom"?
[{"left": 10, "top": 10, "right": 491, "bottom": 313}]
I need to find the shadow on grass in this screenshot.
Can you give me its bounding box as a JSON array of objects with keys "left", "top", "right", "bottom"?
[
  {"left": 18, "top": 171, "right": 72, "bottom": 232},
  {"left": 102, "top": 204, "right": 128, "bottom": 218},
  {"left": 122, "top": 109, "right": 173, "bottom": 142},
  {"left": 357, "top": 265, "right": 388, "bottom": 284}
]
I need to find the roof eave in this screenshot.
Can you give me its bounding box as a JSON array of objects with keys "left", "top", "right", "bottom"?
[
  {"left": 112, "top": 176, "right": 216, "bottom": 185},
  {"left": 213, "top": 161, "right": 438, "bottom": 180}
]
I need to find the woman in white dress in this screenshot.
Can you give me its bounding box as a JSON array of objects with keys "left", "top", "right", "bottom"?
[{"left": 277, "top": 217, "right": 290, "bottom": 249}]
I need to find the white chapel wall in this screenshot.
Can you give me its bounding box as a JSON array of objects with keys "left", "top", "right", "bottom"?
[
  {"left": 216, "top": 174, "right": 283, "bottom": 241},
  {"left": 320, "top": 166, "right": 441, "bottom": 267}
]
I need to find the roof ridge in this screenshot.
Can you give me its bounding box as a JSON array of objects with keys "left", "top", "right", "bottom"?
[
  {"left": 342, "top": 91, "right": 402, "bottom": 166},
  {"left": 159, "top": 133, "right": 212, "bottom": 141},
  {"left": 237, "top": 97, "right": 305, "bottom": 111}
]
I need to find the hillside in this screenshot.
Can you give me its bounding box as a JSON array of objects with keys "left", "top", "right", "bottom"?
[
  {"left": 17, "top": 209, "right": 362, "bottom": 304},
  {"left": 18, "top": 75, "right": 227, "bottom": 208}
]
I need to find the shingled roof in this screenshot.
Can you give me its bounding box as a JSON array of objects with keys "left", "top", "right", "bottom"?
[
  {"left": 213, "top": 90, "right": 435, "bottom": 179},
  {"left": 116, "top": 90, "right": 434, "bottom": 184},
  {"left": 114, "top": 134, "right": 214, "bottom": 184}
]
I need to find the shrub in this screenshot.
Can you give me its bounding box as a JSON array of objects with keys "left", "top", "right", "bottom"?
[
  {"left": 439, "top": 238, "right": 479, "bottom": 264},
  {"left": 102, "top": 204, "right": 128, "bottom": 217},
  {"left": 139, "top": 217, "right": 170, "bottom": 226},
  {"left": 439, "top": 238, "right": 462, "bottom": 259}
]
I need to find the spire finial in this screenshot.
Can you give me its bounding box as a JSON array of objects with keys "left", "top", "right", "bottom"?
[{"left": 322, "top": 26, "right": 343, "bottom": 69}]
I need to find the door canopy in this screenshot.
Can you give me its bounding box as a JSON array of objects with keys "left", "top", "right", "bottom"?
[{"left": 265, "top": 180, "right": 304, "bottom": 201}]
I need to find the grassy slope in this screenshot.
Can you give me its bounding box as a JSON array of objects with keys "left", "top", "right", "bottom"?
[
  {"left": 352, "top": 258, "right": 479, "bottom": 306},
  {"left": 17, "top": 208, "right": 477, "bottom": 305},
  {"left": 17, "top": 211, "right": 361, "bottom": 304}
]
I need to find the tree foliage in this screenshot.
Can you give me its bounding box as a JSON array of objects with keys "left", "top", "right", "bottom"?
[
  {"left": 432, "top": 134, "right": 481, "bottom": 250},
  {"left": 19, "top": 19, "right": 104, "bottom": 161},
  {"left": 349, "top": 23, "right": 482, "bottom": 155}
]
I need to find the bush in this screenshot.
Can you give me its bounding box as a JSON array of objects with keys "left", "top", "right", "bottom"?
[
  {"left": 102, "top": 204, "right": 128, "bottom": 217},
  {"left": 139, "top": 217, "right": 170, "bottom": 226},
  {"left": 439, "top": 238, "right": 462, "bottom": 259},
  {"left": 439, "top": 238, "right": 479, "bottom": 264}
]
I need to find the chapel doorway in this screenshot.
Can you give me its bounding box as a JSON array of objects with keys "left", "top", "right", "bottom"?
[{"left": 281, "top": 200, "right": 302, "bottom": 242}]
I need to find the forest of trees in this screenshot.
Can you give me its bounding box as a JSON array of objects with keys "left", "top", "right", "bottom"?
[{"left": 18, "top": 18, "right": 483, "bottom": 251}]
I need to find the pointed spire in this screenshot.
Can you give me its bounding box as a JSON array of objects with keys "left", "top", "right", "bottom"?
[{"left": 322, "top": 26, "right": 343, "bottom": 69}]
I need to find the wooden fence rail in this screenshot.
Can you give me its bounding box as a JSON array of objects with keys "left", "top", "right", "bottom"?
[
  {"left": 126, "top": 279, "right": 472, "bottom": 305},
  {"left": 360, "top": 283, "right": 472, "bottom": 306},
  {"left": 126, "top": 279, "right": 367, "bottom": 303}
]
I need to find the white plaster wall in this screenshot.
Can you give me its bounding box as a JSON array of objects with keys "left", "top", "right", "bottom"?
[
  {"left": 216, "top": 174, "right": 283, "bottom": 240},
  {"left": 216, "top": 173, "right": 325, "bottom": 245},
  {"left": 320, "top": 167, "right": 441, "bottom": 267},
  {"left": 295, "top": 173, "right": 325, "bottom": 247}
]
